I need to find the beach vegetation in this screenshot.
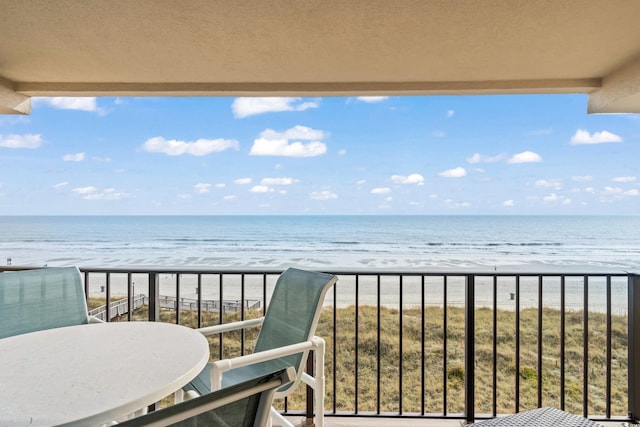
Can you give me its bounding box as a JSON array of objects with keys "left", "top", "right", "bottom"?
[{"left": 108, "top": 300, "right": 628, "bottom": 417}]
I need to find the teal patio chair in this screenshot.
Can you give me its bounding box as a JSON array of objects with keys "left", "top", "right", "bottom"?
[
  {"left": 0, "top": 267, "right": 100, "bottom": 339},
  {"left": 119, "top": 367, "right": 295, "bottom": 427},
  {"left": 183, "top": 268, "right": 337, "bottom": 427}
]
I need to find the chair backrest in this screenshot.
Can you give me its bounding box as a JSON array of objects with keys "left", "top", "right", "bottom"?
[
  {"left": 119, "top": 367, "right": 295, "bottom": 427},
  {"left": 0, "top": 267, "right": 89, "bottom": 339},
  {"left": 254, "top": 268, "right": 337, "bottom": 377}
]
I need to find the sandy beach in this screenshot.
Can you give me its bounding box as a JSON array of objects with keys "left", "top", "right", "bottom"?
[{"left": 85, "top": 271, "right": 629, "bottom": 315}]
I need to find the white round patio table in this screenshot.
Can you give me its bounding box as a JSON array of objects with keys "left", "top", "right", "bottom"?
[{"left": 0, "top": 321, "right": 209, "bottom": 427}]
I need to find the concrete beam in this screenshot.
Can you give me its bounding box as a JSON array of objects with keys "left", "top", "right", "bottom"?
[
  {"left": 588, "top": 54, "right": 640, "bottom": 114},
  {"left": 15, "top": 78, "right": 601, "bottom": 98},
  {"left": 0, "top": 77, "right": 31, "bottom": 115}
]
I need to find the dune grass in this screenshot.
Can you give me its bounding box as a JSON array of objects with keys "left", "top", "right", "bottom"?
[
  {"left": 102, "top": 298, "right": 628, "bottom": 416},
  {"left": 314, "top": 305, "right": 627, "bottom": 417}
]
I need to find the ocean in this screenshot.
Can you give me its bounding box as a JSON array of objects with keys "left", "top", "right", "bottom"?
[{"left": 1, "top": 215, "right": 639, "bottom": 273}]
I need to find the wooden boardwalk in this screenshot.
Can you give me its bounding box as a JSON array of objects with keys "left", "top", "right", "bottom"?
[{"left": 89, "top": 295, "right": 260, "bottom": 321}]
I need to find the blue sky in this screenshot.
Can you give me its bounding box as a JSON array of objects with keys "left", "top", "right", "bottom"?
[{"left": 0, "top": 95, "right": 638, "bottom": 215}]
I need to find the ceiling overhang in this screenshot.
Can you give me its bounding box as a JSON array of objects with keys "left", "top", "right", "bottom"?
[{"left": 2, "top": 0, "right": 640, "bottom": 114}]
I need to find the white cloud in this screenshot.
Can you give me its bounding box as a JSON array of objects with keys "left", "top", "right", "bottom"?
[
  {"left": 508, "top": 151, "right": 543, "bottom": 164},
  {"left": 70, "top": 186, "right": 129, "bottom": 200},
  {"left": 606, "top": 187, "right": 638, "bottom": 196},
  {"left": 72, "top": 186, "right": 97, "bottom": 194},
  {"left": 601, "top": 187, "right": 621, "bottom": 196},
  {"left": 445, "top": 199, "right": 471, "bottom": 208},
  {"left": 234, "top": 178, "right": 252, "bottom": 185},
  {"left": 178, "top": 194, "right": 192, "bottom": 199},
  {"left": 232, "top": 97, "right": 319, "bottom": 118},
  {"left": 391, "top": 174, "right": 424, "bottom": 185},
  {"left": 466, "top": 153, "right": 481, "bottom": 164},
  {"left": 194, "top": 183, "right": 211, "bottom": 194},
  {"left": 0, "top": 133, "right": 42, "bottom": 149},
  {"left": 260, "top": 177, "right": 299, "bottom": 186},
  {"left": 535, "top": 179, "right": 562, "bottom": 190},
  {"left": 599, "top": 186, "right": 639, "bottom": 201},
  {"left": 612, "top": 176, "right": 636, "bottom": 183},
  {"left": 356, "top": 97, "right": 389, "bottom": 103},
  {"left": 53, "top": 182, "right": 69, "bottom": 190},
  {"left": 356, "top": 179, "right": 366, "bottom": 185},
  {"left": 540, "top": 193, "right": 571, "bottom": 205},
  {"left": 338, "top": 149, "right": 347, "bottom": 156},
  {"left": 439, "top": 167, "right": 467, "bottom": 178},
  {"left": 446, "top": 110, "right": 455, "bottom": 118},
  {"left": 83, "top": 188, "right": 131, "bottom": 200},
  {"left": 571, "top": 129, "right": 622, "bottom": 145},
  {"left": 62, "top": 152, "right": 85, "bottom": 162},
  {"left": 141, "top": 137, "right": 239, "bottom": 156},
  {"left": 371, "top": 187, "right": 391, "bottom": 194},
  {"left": 572, "top": 176, "right": 593, "bottom": 182},
  {"left": 543, "top": 193, "right": 560, "bottom": 202},
  {"left": 250, "top": 185, "right": 274, "bottom": 193},
  {"left": 466, "top": 153, "right": 506, "bottom": 164},
  {"left": 215, "top": 183, "right": 226, "bottom": 188},
  {"left": 503, "top": 200, "right": 515, "bottom": 207},
  {"left": 249, "top": 126, "right": 327, "bottom": 157},
  {"left": 224, "top": 195, "right": 236, "bottom": 200},
  {"left": 264, "top": 126, "right": 325, "bottom": 141},
  {"left": 32, "top": 97, "right": 104, "bottom": 114},
  {"left": 432, "top": 131, "right": 446, "bottom": 138},
  {"left": 310, "top": 190, "right": 338, "bottom": 200}
]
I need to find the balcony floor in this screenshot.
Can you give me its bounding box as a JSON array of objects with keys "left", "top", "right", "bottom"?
[{"left": 282, "top": 416, "right": 632, "bottom": 426}]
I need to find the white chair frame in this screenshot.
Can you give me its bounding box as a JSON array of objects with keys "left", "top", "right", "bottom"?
[{"left": 182, "top": 317, "right": 327, "bottom": 427}]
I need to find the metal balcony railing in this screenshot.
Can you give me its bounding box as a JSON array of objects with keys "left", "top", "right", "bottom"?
[{"left": 4, "top": 266, "right": 638, "bottom": 424}]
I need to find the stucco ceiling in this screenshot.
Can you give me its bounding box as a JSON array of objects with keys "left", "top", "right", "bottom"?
[{"left": 2, "top": 0, "right": 640, "bottom": 114}]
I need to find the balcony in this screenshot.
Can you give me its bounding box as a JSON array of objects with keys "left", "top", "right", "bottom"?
[{"left": 7, "top": 266, "right": 634, "bottom": 426}]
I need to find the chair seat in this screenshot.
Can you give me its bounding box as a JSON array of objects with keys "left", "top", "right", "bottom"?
[
  {"left": 119, "top": 368, "right": 296, "bottom": 427},
  {"left": 184, "top": 358, "right": 293, "bottom": 396}
]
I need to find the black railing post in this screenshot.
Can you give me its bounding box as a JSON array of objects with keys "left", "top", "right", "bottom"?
[
  {"left": 145, "top": 271, "right": 161, "bottom": 412},
  {"left": 629, "top": 273, "right": 640, "bottom": 421},
  {"left": 148, "top": 272, "right": 159, "bottom": 322},
  {"left": 306, "top": 352, "right": 314, "bottom": 425},
  {"left": 105, "top": 272, "right": 111, "bottom": 322},
  {"left": 465, "top": 274, "right": 475, "bottom": 424}
]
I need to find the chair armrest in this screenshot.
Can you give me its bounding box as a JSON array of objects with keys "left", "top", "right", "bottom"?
[
  {"left": 210, "top": 336, "right": 325, "bottom": 390},
  {"left": 196, "top": 317, "right": 264, "bottom": 336}
]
